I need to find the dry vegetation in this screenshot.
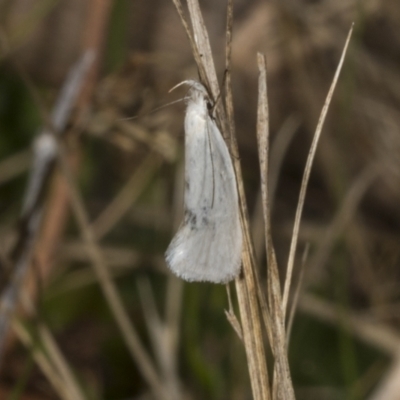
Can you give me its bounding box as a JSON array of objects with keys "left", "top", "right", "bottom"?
[{"left": 0, "top": 0, "right": 400, "bottom": 399}]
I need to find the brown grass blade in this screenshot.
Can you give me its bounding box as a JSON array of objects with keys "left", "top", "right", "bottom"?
[
  {"left": 224, "top": 0, "right": 235, "bottom": 143},
  {"left": 251, "top": 116, "right": 300, "bottom": 261},
  {"left": 223, "top": 5, "right": 271, "bottom": 400},
  {"left": 282, "top": 24, "right": 354, "bottom": 318},
  {"left": 257, "top": 52, "right": 295, "bottom": 400}
]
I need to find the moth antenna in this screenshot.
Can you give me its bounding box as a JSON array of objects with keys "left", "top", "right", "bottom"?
[
  {"left": 119, "top": 98, "right": 185, "bottom": 121},
  {"left": 169, "top": 80, "right": 192, "bottom": 93}
]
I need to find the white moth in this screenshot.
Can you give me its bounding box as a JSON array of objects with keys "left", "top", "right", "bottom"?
[{"left": 165, "top": 80, "right": 242, "bottom": 283}]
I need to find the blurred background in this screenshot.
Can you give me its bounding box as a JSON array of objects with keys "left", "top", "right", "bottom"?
[{"left": 0, "top": 0, "right": 400, "bottom": 399}]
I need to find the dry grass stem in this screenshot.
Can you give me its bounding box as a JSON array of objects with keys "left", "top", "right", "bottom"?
[
  {"left": 57, "top": 148, "right": 169, "bottom": 400},
  {"left": 251, "top": 116, "right": 300, "bottom": 260},
  {"left": 225, "top": 284, "right": 243, "bottom": 340},
  {"left": 224, "top": 11, "right": 271, "bottom": 385},
  {"left": 32, "top": 0, "right": 110, "bottom": 308},
  {"left": 224, "top": 16, "right": 272, "bottom": 400},
  {"left": 309, "top": 163, "right": 380, "bottom": 282},
  {"left": 91, "top": 154, "right": 162, "bottom": 239},
  {"left": 224, "top": 0, "right": 236, "bottom": 145},
  {"left": 51, "top": 51, "right": 95, "bottom": 132},
  {"left": 59, "top": 241, "right": 142, "bottom": 268},
  {"left": 19, "top": 293, "right": 85, "bottom": 400},
  {"left": 170, "top": 0, "right": 209, "bottom": 89},
  {"left": 300, "top": 293, "right": 400, "bottom": 355},
  {"left": 186, "top": 0, "right": 220, "bottom": 96},
  {"left": 0, "top": 52, "right": 93, "bottom": 366},
  {"left": 12, "top": 318, "right": 74, "bottom": 400},
  {"left": 257, "top": 52, "right": 295, "bottom": 400},
  {"left": 282, "top": 24, "right": 354, "bottom": 317},
  {"left": 116, "top": 120, "right": 177, "bottom": 162},
  {"left": 171, "top": 1, "right": 273, "bottom": 398},
  {"left": 137, "top": 278, "right": 182, "bottom": 399},
  {"left": 368, "top": 356, "right": 400, "bottom": 400},
  {"left": 36, "top": 325, "right": 85, "bottom": 400},
  {"left": 286, "top": 244, "right": 309, "bottom": 345}
]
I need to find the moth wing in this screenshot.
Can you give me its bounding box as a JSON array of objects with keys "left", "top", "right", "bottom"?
[{"left": 166, "top": 115, "right": 242, "bottom": 283}]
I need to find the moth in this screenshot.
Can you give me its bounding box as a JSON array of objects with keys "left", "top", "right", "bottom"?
[{"left": 165, "top": 80, "right": 242, "bottom": 283}]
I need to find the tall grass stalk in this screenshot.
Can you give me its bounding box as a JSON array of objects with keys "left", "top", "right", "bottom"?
[{"left": 171, "top": 0, "right": 353, "bottom": 398}]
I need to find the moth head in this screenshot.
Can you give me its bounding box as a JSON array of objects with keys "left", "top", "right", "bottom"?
[{"left": 169, "top": 80, "right": 212, "bottom": 106}]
